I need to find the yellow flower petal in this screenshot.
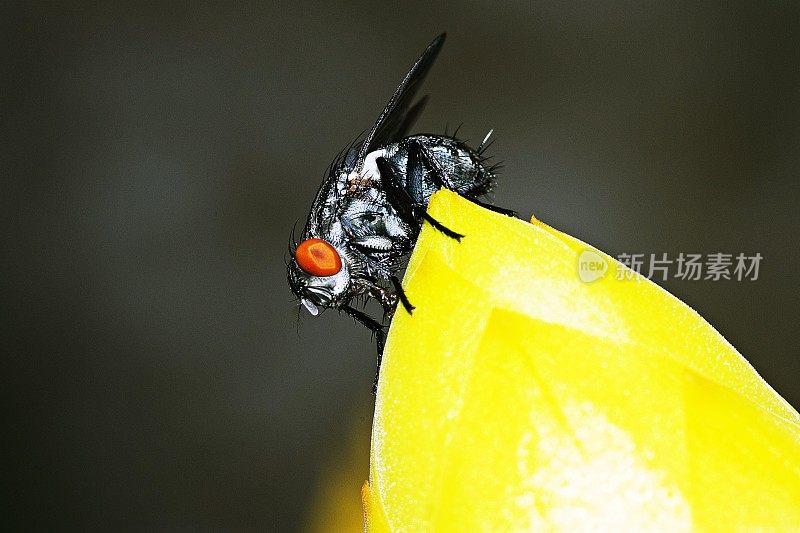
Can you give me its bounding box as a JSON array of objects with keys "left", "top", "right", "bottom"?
[
  {"left": 365, "top": 189, "right": 800, "bottom": 531},
  {"left": 362, "top": 480, "right": 391, "bottom": 532}
]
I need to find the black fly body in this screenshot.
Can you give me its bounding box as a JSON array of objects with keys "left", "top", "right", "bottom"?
[{"left": 286, "top": 33, "right": 515, "bottom": 389}]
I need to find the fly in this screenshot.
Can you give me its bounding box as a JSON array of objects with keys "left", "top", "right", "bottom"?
[{"left": 286, "top": 33, "right": 514, "bottom": 389}]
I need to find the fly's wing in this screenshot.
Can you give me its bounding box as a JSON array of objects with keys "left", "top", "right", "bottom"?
[{"left": 355, "top": 33, "right": 446, "bottom": 171}]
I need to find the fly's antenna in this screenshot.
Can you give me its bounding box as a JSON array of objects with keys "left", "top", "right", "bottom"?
[{"left": 477, "top": 129, "right": 494, "bottom": 154}]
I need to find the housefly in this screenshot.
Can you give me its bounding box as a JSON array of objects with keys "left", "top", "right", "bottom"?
[{"left": 286, "top": 33, "right": 514, "bottom": 388}]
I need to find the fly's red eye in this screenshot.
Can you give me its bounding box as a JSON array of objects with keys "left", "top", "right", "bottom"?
[{"left": 295, "top": 238, "right": 342, "bottom": 277}]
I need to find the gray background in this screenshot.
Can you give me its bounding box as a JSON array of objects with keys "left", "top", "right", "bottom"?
[{"left": 4, "top": 1, "right": 799, "bottom": 530}]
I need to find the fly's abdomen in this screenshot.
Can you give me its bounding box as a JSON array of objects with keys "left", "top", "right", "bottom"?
[{"left": 386, "top": 134, "right": 495, "bottom": 205}]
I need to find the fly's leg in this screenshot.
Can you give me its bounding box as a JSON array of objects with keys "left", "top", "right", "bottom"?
[
  {"left": 419, "top": 211, "right": 464, "bottom": 240},
  {"left": 375, "top": 157, "right": 464, "bottom": 241},
  {"left": 390, "top": 276, "right": 415, "bottom": 315},
  {"left": 368, "top": 284, "right": 399, "bottom": 320},
  {"left": 367, "top": 275, "right": 414, "bottom": 318},
  {"left": 464, "top": 196, "right": 518, "bottom": 217},
  {"left": 342, "top": 304, "right": 386, "bottom": 393},
  {"left": 410, "top": 139, "right": 518, "bottom": 217},
  {"left": 341, "top": 304, "right": 386, "bottom": 354}
]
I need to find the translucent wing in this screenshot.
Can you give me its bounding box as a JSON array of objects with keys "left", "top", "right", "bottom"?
[{"left": 355, "top": 33, "right": 446, "bottom": 171}]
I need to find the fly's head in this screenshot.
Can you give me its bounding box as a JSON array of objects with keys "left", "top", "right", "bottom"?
[{"left": 287, "top": 236, "right": 353, "bottom": 316}]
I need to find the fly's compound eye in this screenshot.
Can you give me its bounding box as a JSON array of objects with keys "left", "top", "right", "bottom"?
[{"left": 295, "top": 238, "right": 342, "bottom": 277}]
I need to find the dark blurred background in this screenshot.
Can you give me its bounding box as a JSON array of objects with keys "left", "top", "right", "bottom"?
[{"left": 4, "top": 0, "right": 799, "bottom": 530}]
